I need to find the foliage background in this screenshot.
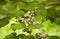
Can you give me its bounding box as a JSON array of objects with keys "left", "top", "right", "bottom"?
[{"left": 0, "top": 0, "right": 60, "bottom": 39}]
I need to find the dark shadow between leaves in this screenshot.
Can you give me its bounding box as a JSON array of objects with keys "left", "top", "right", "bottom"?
[
  {"left": 4, "top": 32, "right": 19, "bottom": 39},
  {"left": 0, "top": 18, "right": 9, "bottom": 28},
  {"left": 48, "top": 36, "right": 60, "bottom": 39}
]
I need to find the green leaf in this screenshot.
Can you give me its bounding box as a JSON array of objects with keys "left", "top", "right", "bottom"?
[
  {"left": 14, "top": 2, "right": 25, "bottom": 10},
  {"left": 45, "top": 0, "right": 60, "bottom": 4},
  {"left": 35, "top": 4, "right": 47, "bottom": 23},
  {"left": 42, "top": 20, "right": 60, "bottom": 36},
  {"left": 4, "top": 33, "right": 19, "bottom": 39},
  {"left": 0, "top": 8, "right": 7, "bottom": 15},
  {"left": 9, "top": 10, "right": 25, "bottom": 16},
  {"left": 54, "top": 17, "right": 60, "bottom": 25},
  {"left": 47, "top": 7, "right": 56, "bottom": 16},
  {"left": 14, "top": 10, "right": 25, "bottom": 16},
  {"left": 56, "top": 10, "right": 60, "bottom": 17},
  {"left": 0, "top": 24, "right": 13, "bottom": 39},
  {"left": 22, "top": 4, "right": 35, "bottom": 11},
  {"left": 48, "top": 36, "right": 60, "bottom": 39},
  {"left": 28, "top": 24, "right": 42, "bottom": 29},
  {"left": 35, "top": 15, "right": 43, "bottom": 23},
  {"left": 0, "top": 19, "right": 9, "bottom": 28},
  {"left": 35, "top": 0, "right": 46, "bottom": 2},
  {"left": 11, "top": 23, "right": 26, "bottom": 30},
  {"left": 23, "top": 35, "right": 34, "bottom": 39}
]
